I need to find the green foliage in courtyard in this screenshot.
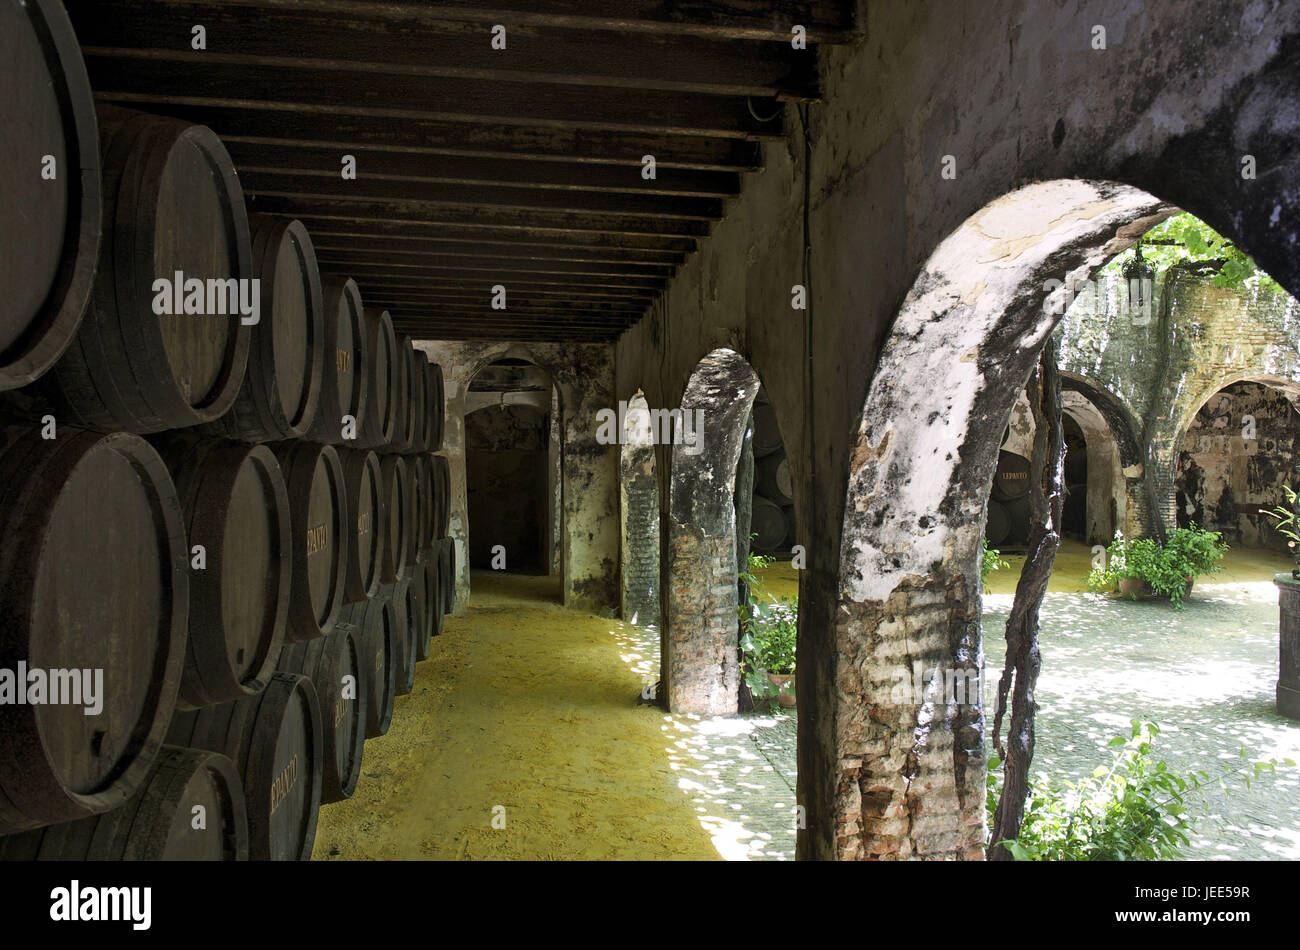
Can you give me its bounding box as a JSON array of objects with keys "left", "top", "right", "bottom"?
[
  {"left": 1085, "top": 526, "right": 1228, "bottom": 608},
  {"left": 1101, "top": 211, "right": 1280, "bottom": 293},
  {"left": 982, "top": 537, "right": 1010, "bottom": 592},
  {"left": 738, "top": 546, "right": 796, "bottom": 709},
  {"left": 1261, "top": 483, "right": 1300, "bottom": 550},
  {"left": 987, "top": 720, "right": 1293, "bottom": 861}
]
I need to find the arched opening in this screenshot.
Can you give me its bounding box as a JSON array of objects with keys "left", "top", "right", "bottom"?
[
  {"left": 1176, "top": 378, "right": 1300, "bottom": 553},
  {"left": 832, "top": 179, "right": 1171, "bottom": 860},
  {"left": 619, "top": 391, "right": 659, "bottom": 627},
  {"left": 831, "top": 179, "right": 1300, "bottom": 861},
  {"left": 465, "top": 359, "right": 561, "bottom": 585},
  {"left": 663, "top": 348, "right": 761, "bottom": 716}
]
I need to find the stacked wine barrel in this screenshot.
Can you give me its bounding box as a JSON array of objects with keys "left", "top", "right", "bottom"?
[
  {"left": 750, "top": 390, "right": 796, "bottom": 554},
  {"left": 985, "top": 450, "right": 1032, "bottom": 549},
  {"left": 0, "top": 18, "right": 450, "bottom": 860}
]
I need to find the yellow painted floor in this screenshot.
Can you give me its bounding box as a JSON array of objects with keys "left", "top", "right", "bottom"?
[
  {"left": 313, "top": 572, "right": 720, "bottom": 860},
  {"left": 983, "top": 538, "right": 1295, "bottom": 594}
]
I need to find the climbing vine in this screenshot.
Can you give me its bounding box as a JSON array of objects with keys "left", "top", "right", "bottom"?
[{"left": 1101, "top": 211, "right": 1281, "bottom": 293}]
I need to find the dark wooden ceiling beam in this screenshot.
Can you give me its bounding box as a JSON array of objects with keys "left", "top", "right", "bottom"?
[
  {"left": 249, "top": 196, "right": 711, "bottom": 239},
  {"left": 240, "top": 174, "right": 724, "bottom": 221},
  {"left": 289, "top": 216, "right": 697, "bottom": 254},
  {"left": 328, "top": 260, "right": 665, "bottom": 290},
  {"left": 223, "top": 142, "right": 741, "bottom": 198},
  {"left": 335, "top": 271, "right": 658, "bottom": 295},
  {"left": 88, "top": 0, "right": 862, "bottom": 43},
  {"left": 309, "top": 235, "right": 685, "bottom": 266},
  {"left": 318, "top": 252, "right": 673, "bottom": 280},
  {"left": 105, "top": 105, "right": 762, "bottom": 171},
  {"left": 357, "top": 286, "right": 649, "bottom": 307},
  {"left": 84, "top": 56, "right": 787, "bottom": 139},
  {"left": 69, "top": 3, "right": 821, "bottom": 99},
  {"left": 369, "top": 297, "right": 645, "bottom": 316}
]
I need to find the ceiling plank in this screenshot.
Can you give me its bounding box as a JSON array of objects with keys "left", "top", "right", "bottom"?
[
  {"left": 70, "top": 3, "right": 821, "bottom": 99},
  {"left": 224, "top": 142, "right": 741, "bottom": 198},
  {"left": 84, "top": 55, "right": 787, "bottom": 138},
  {"left": 308, "top": 235, "right": 685, "bottom": 265},
  {"left": 82, "top": 0, "right": 862, "bottom": 43},
  {"left": 239, "top": 174, "right": 725, "bottom": 221},
  {"left": 101, "top": 104, "right": 762, "bottom": 171}
]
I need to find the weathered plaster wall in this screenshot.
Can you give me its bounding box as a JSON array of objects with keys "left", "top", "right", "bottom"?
[
  {"left": 613, "top": 1, "right": 1300, "bottom": 861},
  {"left": 1177, "top": 381, "right": 1300, "bottom": 551},
  {"left": 1059, "top": 270, "right": 1300, "bottom": 538},
  {"left": 417, "top": 341, "right": 618, "bottom": 614}
]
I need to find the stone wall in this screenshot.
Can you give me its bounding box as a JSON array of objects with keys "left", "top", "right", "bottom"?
[
  {"left": 417, "top": 341, "right": 618, "bottom": 614},
  {"left": 599, "top": 1, "right": 1300, "bottom": 860}
]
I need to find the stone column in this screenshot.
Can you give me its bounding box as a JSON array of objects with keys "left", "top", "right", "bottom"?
[{"left": 1275, "top": 574, "right": 1300, "bottom": 720}]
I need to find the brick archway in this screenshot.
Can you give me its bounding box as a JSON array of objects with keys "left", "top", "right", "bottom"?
[{"left": 663, "top": 348, "right": 761, "bottom": 716}]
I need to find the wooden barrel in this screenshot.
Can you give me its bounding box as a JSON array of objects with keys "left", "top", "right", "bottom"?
[
  {"left": 152, "top": 435, "right": 291, "bottom": 709},
  {"left": 755, "top": 452, "right": 793, "bottom": 504},
  {"left": 752, "top": 403, "right": 784, "bottom": 457},
  {"left": 751, "top": 496, "right": 788, "bottom": 552},
  {"left": 378, "top": 454, "right": 411, "bottom": 583},
  {"left": 0, "top": 746, "right": 248, "bottom": 861},
  {"left": 407, "top": 346, "right": 428, "bottom": 452},
  {"left": 0, "top": 426, "right": 188, "bottom": 833},
  {"left": 305, "top": 276, "right": 367, "bottom": 445},
  {"left": 337, "top": 597, "right": 395, "bottom": 739},
  {"left": 270, "top": 441, "right": 348, "bottom": 642},
  {"left": 202, "top": 216, "right": 324, "bottom": 442},
  {"left": 424, "top": 361, "right": 445, "bottom": 452},
  {"left": 37, "top": 105, "right": 252, "bottom": 433},
  {"left": 382, "top": 333, "right": 412, "bottom": 454},
  {"left": 992, "top": 450, "right": 1031, "bottom": 501},
  {"left": 357, "top": 307, "right": 397, "bottom": 449},
  {"left": 0, "top": 0, "right": 100, "bottom": 392},
  {"left": 438, "top": 536, "right": 456, "bottom": 617},
  {"left": 431, "top": 453, "right": 451, "bottom": 539},
  {"left": 277, "top": 622, "right": 364, "bottom": 804},
  {"left": 413, "top": 550, "right": 441, "bottom": 655},
  {"left": 381, "top": 578, "right": 419, "bottom": 696},
  {"left": 167, "top": 671, "right": 322, "bottom": 861},
  {"left": 985, "top": 499, "right": 1010, "bottom": 546},
  {"left": 407, "top": 452, "right": 432, "bottom": 553},
  {"left": 338, "top": 447, "right": 384, "bottom": 603}
]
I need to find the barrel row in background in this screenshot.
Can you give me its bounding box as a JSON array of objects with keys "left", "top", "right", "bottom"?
[{"left": 0, "top": 0, "right": 459, "bottom": 860}]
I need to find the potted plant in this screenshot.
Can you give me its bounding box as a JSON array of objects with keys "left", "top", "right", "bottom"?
[
  {"left": 1086, "top": 526, "right": 1227, "bottom": 608},
  {"left": 742, "top": 597, "right": 797, "bottom": 708},
  {"left": 1261, "top": 485, "right": 1300, "bottom": 578},
  {"left": 738, "top": 550, "right": 797, "bottom": 711}
]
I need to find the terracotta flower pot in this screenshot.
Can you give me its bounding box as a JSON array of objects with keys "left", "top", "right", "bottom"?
[
  {"left": 767, "top": 673, "right": 796, "bottom": 708},
  {"left": 1116, "top": 576, "right": 1195, "bottom": 600}
]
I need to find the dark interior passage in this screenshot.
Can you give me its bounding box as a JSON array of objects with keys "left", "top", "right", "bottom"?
[{"left": 466, "top": 403, "right": 550, "bottom": 572}]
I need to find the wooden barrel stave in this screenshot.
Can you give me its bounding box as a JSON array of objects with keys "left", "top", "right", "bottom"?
[
  {"left": 305, "top": 277, "right": 367, "bottom": 445},
  {"left": 338, "top": 447, "right": 384, "bottom": 603},
  {"left": 337, "top": 597, "right": 396, "bottom": 739}
]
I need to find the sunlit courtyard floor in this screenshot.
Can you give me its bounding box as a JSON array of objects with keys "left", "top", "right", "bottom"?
[
  {"left": 313, "top": 545, "right": 1299, "bottom": 860},
  {"left": 982, "top": 541, "right": 1300, "bottom": 859}
]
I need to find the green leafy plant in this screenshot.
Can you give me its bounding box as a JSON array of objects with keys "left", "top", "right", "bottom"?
[
  {"left": 1261, "top": 486, "right": 1300, "bottom": 575},
  {"left": 987, "top": 720, "right": 1293, "bottom": 860},
  {"left": 1100, "top": 211, "right": 1280, "bottom": 294},
  {"left": 1085, "top": 526, "right": 1227, "bottom": 608},
  {"left": 738, "top": 545, "right": 796, "bottom": 710},
  {"left": 981, "top": 537, "right": 1010, "bottom": 593}
]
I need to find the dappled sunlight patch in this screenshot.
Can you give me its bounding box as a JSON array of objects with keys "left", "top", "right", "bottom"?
[{"left": 984, "top": 582, "right": 1300, "bottom": 859}]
